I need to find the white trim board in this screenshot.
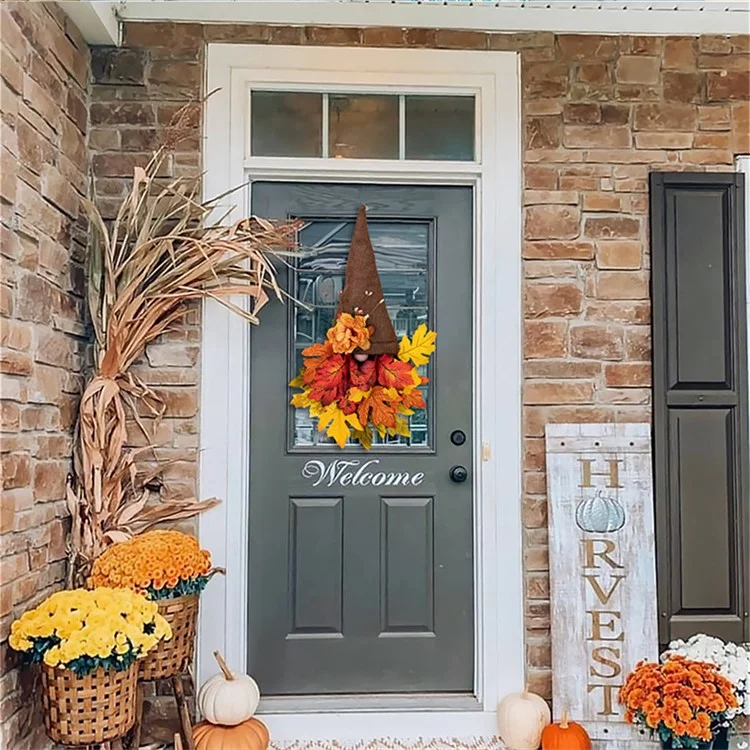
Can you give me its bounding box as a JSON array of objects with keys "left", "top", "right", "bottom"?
[
  {"left": 199, "top": 44, "right": 523, "bottom": 742},
  {"left": 58, "top": 1, "right": 121, "bottom": 45},
  {"left": 119, "top": 0, "right": 750, "bottom": 36}
]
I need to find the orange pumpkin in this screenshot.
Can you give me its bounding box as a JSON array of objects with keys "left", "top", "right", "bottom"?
[
  {"left": 541, "top": 708, "right": 591, "bottom": 750},
  {"left": 193, "top": 717, "right": 269, "bottom": 750}
]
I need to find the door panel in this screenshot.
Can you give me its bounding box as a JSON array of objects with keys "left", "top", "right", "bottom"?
[{"left": 249, "top": 183, "right": 474, "bottom": 695}]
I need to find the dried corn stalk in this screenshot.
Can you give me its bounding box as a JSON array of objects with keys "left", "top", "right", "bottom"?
[{"left": 67, "top": 103, "right": 299, "bottom": 586}]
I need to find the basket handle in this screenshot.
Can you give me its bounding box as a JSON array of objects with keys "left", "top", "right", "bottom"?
[{"left": 206, "top": 566, "right": 226, "bottom": 580}]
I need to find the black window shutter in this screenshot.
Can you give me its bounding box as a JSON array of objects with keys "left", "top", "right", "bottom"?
[{"left": 650, "top": 171, "right": 749, "bottom": 647}]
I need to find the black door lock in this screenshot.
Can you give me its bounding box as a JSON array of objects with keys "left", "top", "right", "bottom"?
[
  {"left": 450, "top": 430, "right": 466, "bottom": 446},
  {"left": 449, "top": 465, "right": 468, "bottom": 483}
]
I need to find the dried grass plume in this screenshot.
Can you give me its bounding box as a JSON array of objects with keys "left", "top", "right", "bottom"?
[{"left": 67, "top": 102, "right": 299, "bottom": 586}]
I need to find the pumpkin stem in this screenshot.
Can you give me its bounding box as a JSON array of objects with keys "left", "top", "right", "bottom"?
[
  {"left": 213, "top": 650, "right": 235, "bottom": 681},
  {"left": 560, "top": 707, "right": 569, "bottom": 729}
]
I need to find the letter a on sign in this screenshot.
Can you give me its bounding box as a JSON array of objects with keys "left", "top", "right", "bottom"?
[{"left": 545, "top": 424, "right": 658, "bottom": 743}]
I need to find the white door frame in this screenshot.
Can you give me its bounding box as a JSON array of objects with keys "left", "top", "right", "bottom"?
[
  {"left": 199, "top": 44, "right": 523, "bottom": 742},
  {"left": 737, "top": 157, "right": 750, "bottom": 398}
]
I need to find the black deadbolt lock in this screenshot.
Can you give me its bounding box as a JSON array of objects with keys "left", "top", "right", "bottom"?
[
  {"left": 450, "top": 430, "right": 466, "bottom": 446},
  {"left": 449, "top": 465, "right": 468, "bottom": 483}
]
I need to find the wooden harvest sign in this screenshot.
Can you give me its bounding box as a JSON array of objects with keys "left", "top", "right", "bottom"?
[{"left": 545, "top": 423, "right": 658, "bottom": 744}]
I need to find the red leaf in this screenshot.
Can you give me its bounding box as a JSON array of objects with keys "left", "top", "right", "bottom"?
[
  {"left": 348, "top": 358, "right": 377, "bottom": 390},
  {"left": 376, "top": 355, "right": 415, "bottom": 391},
  {"left": 308, "top": 354, "right": 347, "bottom": 405},
  {"left": 338, "top": 396, "right": 358, "bottom": 415}
]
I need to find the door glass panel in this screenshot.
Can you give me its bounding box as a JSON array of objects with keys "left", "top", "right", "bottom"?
[
  {"left": 292, "top": 218, "right": 431, "bottom": 449},
  {"left": 405, "top": 95, "right": 475, "bottom": 161},
  {"left": 251, "top": 92, "right": 323, "bottom": 157},
  {"left": 328, "top": 94, "right": 399, "bottom": 159}
]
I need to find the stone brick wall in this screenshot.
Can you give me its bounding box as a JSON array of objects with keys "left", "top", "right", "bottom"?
[
  {"left": 0, "top": 3, "right": 89, "bottom": 747},
  {"left": 90, "top": 23, "right": 750, "bottom": 702}
]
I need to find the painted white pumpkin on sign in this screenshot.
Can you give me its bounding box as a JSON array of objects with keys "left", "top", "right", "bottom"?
[
  {"left": 497, "top": 689, "right": 551, "bottom": 750},
  {"left": 198, "top": 651, "right": 261, "bottom": 727},
  {"left": 575, "top": 490, "right": 626, "bottom": 533}
]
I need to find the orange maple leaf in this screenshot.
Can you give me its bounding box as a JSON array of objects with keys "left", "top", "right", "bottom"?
[
  {"left": 357, "top": 386, "right": 400, "bottom": 429},
  {"left": 302, "top": 341, "right": 335, "bottom": 385},
  {"left": 302, "top": 341, "right": 333, "bottom": 360},
  {"left": 308, "top": 354, "right": 347, "bottom": 405},
  {"left": 376, "top": 355, "right": 414, "bottom": 391},
  {"left": 400, "top": 387, "right": 426, "bottom": 411}
]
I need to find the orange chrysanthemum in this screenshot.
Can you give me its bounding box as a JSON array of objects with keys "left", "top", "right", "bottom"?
[
  {"left": 326, "top": 313, "right": 372, "bottom": 354},
  {"left": 619, "top": 656, "right": 738, "bottom": 745},
  {"left": 89, "top": 530, "right": 212, "bottom": 598}
]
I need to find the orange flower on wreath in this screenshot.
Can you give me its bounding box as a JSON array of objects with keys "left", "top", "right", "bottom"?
[{"left": 327, "top": 313, "right": 373, "bottom": 354}]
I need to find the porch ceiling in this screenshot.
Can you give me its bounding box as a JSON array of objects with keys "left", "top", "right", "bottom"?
[{"left": 61, "top": 0, "right": 749, "bottom": 46}]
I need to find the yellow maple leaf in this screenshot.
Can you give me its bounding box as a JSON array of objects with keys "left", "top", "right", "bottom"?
[
  {"left": 292, "top": 388, "right": 325, "bottom": 418},
  {"left": 289, "top": 374, "right": 304, "bottom": 388},
  {"left": 398, "top": 323, "right": 436, "bottom": 366},
  {"left": 291, "top": 389, "right": 314, "bottom": 409},
  {"left": 387, "top": 416, "right": 411, "bottom": 438},
  {"left": 317, "top": 403, "right": 363, "bottom": 448},
  {"left": 351, "top": 428, "right": 373, "bottom": 450},
  {"left": 348, "top": 387, "right": 372, "bottom": 403}
]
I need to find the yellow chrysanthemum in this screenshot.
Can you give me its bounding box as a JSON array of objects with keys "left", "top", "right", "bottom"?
[{"left": 8, "top": 588, "right": 171, "bottom": 669}]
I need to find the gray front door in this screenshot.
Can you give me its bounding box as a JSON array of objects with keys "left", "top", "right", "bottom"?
[{"left": 248, "top": 183, "right": 473, "bottom": 695}]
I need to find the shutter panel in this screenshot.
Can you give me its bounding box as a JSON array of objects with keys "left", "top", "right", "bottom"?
[{"left": 651, "top": 172, "right": 749, "bottom": 647}]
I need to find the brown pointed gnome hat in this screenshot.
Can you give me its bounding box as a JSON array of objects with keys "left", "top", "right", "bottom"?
[{"left": 335, "top": 205, "right": 399, "bottom": 356}]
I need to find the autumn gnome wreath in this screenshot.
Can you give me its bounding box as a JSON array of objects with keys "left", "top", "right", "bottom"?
[{"left": 290, "top": 206, "right": 435, "bottom": 448}]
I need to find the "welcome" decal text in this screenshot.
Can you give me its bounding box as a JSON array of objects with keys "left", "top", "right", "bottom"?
[{"left": 302, "top": 459, "right": 425, "bottom": 488}]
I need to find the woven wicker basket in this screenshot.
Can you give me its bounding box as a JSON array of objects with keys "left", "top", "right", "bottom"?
[
  {"left": 41, "top": 662, "right": 137, "bottom": 745},
  {"left": 139, "top": 594, "right": 199, "bottom": 680}
]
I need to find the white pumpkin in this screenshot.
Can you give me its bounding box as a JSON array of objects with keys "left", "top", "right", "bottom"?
[
  {"left": 497, "top": 689, "right": 551, "bottom": 750},
  {"left": 198, "top": 651, "right": 261, "bottom": 727}
]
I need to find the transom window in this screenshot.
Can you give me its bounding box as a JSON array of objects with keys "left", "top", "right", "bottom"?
[{"left": 250, "top": 91, "right": 476, "bottom": 161}]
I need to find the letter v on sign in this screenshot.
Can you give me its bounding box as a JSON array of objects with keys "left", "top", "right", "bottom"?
[{"left": 583, "top": 575, "right": 626, "bottom": 606}]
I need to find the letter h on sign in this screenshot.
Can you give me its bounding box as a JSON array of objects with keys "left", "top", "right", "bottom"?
[{"left": 579, "top": 458, "right": 623, "bottom": 489}]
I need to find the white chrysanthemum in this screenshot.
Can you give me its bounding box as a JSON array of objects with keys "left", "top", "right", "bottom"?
[{"left": 662, "top": 634, "right": 750, "bottom": 716}]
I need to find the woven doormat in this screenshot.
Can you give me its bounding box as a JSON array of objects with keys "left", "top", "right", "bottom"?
[{"left": 269, "top": 739, "right": 505, "bottom": 750}]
